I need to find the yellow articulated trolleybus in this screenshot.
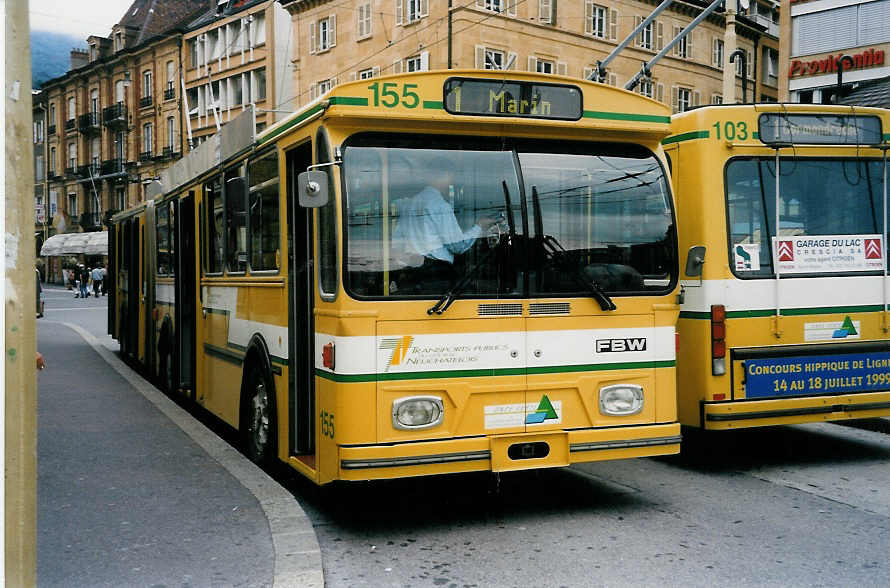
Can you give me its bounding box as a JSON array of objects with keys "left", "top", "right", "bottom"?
[
  {"left": 666, "top": 104, "right": 890, "bottom": 430},
  {"left": 110, "top": 70, "right": 682, "bottom": 484}
]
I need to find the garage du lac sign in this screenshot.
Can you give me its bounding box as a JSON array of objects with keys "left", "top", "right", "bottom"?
[{"left": 773, "top": 235, "right": 884, "bottom": 274}]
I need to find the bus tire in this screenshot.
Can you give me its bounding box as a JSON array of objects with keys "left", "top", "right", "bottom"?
[{"left": 242, "top": 361, "right": 275, "bottom": 465}]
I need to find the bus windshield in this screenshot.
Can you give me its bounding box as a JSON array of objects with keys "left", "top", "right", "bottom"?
[
  {"left": 726, "top": 157, "right": 887, "bottom": 277},
  {"left": 344, "top": 135, "right": 675, "bottom": 299}
]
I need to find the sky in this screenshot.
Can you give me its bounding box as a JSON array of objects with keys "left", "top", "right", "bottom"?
[{"left": 30, "top": 0, "right": 136, "bottom": 39}]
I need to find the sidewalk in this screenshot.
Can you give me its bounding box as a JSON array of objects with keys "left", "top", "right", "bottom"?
[{"left": 37, "top": 320, "right": 323, "bottom": 587}]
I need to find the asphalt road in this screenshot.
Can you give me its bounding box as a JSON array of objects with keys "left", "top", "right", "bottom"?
[{"left": 39, "top": 284, "right": 890, "bottom": 587}]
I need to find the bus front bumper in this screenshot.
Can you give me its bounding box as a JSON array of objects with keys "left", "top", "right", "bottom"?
[
  {"left": 337, "top": 422, "right": 680, "bottom": 481},
  {"left": 702, "top": 390, "right": 890, "bottom": 430}
]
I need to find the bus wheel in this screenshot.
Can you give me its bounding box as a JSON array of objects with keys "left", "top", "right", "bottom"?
[{"left": 244, "top": 366, "right": 274, "bottom": 465}]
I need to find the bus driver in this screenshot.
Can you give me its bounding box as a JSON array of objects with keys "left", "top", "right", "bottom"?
[{"left": 392, "top": 158, "right": 496, "bottom": 290}]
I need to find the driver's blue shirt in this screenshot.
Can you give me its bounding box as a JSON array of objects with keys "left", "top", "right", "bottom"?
[{"left": 393, "top": 186, "right": 482, "bottom": 264}]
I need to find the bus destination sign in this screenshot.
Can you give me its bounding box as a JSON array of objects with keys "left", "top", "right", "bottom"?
[
  {"left": 758, "top": 113, "right": 882, "bottom": 146},
  {"left": 444, "top": 78, "right": 582, "bottom": 121}
]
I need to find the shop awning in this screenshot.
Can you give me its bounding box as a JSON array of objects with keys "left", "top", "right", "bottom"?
[{"left": 40, "top": 231, "right": 108, "bottom": 256}]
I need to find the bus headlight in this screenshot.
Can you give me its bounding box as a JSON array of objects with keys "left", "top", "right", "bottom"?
[
  {"left": 392, "top": 396, "right": 444, "bottom": 430},
  {"left": 599, "top": 384, "right": 644, "bottom": 416}
]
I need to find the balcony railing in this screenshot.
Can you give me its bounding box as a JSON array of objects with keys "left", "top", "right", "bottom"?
[
  {"left": 102, "top": 103, "right": 127, "bottom": 128},
  {"left": 77, "top": 163, "right": 101, "bottom": 178},
  {"left": 77, "top": 112, "right": 101, "bottom": 134},
  {"left": 47, "top": 124, "right": 56, "bottom": 136},
  {"left": 64, "top": 166, "right": 77, "bottom": 177},
  {"left": 160, "top": 146, "right": 180, "bottom": 160},
  {"left": 80, "top": 212, "right": 103, "bottom": 231},
  {"left": 164, "top": 87, "right": 175, "bottom": 101},
  {"left": 139, "top": 95, "right": 153, "bottom": 108},
  {"left": 64, "top": 118, "right": 76, "bottom": 131},
  {"left": 101, "top": 158, "right": 125, "bottom": 176},
  {"left": 139, "top": 150, "right": 154, "bottom": 162}
]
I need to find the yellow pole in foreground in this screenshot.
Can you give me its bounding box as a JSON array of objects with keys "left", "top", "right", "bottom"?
[{"left": 5, "top": 0, "right": 38, "bottom": 584}]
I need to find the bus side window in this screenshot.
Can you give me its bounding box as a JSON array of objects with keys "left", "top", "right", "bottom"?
[
  {"left": 205, "top": 175, "right": 224, "bottom": 274},
  {"left": 226, "top": 165, "right": 248, "bottom": 274},
  {"left": 316, "top": 127, "right": 338, "bottom": 299},
  {"left": 248, "top": 151, "right": 280, "bottom": 271}
]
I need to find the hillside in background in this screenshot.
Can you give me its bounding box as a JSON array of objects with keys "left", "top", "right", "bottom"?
[{"left": 32, "top": 30, "right": 86, "bottom": 88}]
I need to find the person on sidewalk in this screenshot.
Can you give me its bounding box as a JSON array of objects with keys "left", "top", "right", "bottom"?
[
  {"left": 91, "top": 265, "right": 103, "bottom": 297},
  {"left": 78, "top": 264, "right": 90, "bottom": 299},
  {"left": 102, "top": 263, "right": 109, "bottom": 296}
]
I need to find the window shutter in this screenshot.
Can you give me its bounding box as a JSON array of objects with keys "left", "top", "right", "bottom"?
[
  {"left": 747, "top": 50, "right": 753, "bottom": 77},
  {"left": 373, "top": 66, "right": 380, "bottom": 77},
  {"left": 396, "top": 0, "right": 404, "bottom": 26},
  {"left": 507, "top": 0, "right": 517, "bottom": 17},
  {"left": 528, "top": 56, "right": 537, "bottom": 71},
  {"left": 656, "top": 21, "right": 664, "bottom": 51},
  {"left": 309, "top": 21, "right": 316, "bottom": 54},
  {"left": 607, "top": 72, "right": 617, "bottom": 86},
  {"left": 349, "top": 71, "right": 357, "bottom": 81},
  {"left": 310, "top": 83, "right": 318, "bottom": 100},
  {"left": 584, "top": 2, "right": 593, "bottom": 35},
  {"left": 671, "top": 85, "right": 678, "bottom": 113},
  {"left": 687, "top": 31, "right": 694, "bottom": 60},
  {"left": 557, "top": 61, "right": 567, "bottom": 76},
  {"left": 420, "top": 50, "right": 430, "bottom": 71},
  {"left": 420, "top": 0, "right": 429, "bottom": 17},
  {"left": 609, "top": 9, "right": 618, "bottom": 40},
  {"left": 712, "top": 37, "right": 719, "bottom": 67},
  {"left": 355, "top": 7, "right": 361, "bottom": 37},
  {"left": 475, "top": 45, "right": 485, "bottom": 69},
  {"left": 693, "top": 90, "right": 700, "bottom": 107},
  {"left": 392, "top": 58, "right": 403, "bottom": 74},
  {"left": 673, "top": 26, "right": 681, "bottom": 56},
  {"left": 635, "top": 16, "right": 643, "bottom": 47},
  {"left": 329, "top": 14, "right": 336, "bottom": 47},
  {"left": 507, "top": 52, "right": 517, "bottom": 69},
  {"left": 583, "top": 66, "right": 594, "bottom": 81},
  {"left": 541, "top": 0, "right": 552, "bottom": 24}
]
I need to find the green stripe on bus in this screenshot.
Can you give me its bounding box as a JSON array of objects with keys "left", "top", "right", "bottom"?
[
  {"left": 662, "top": 130, "right": 709, "bottom": 145},
  {"left": 257, "top": 103, "right": 327, "bottom": 145},
  {"left": 884, "top": 133, "right": 890, "bottom": 141},
  {"left": 583, "top": 111, "right": 671, "bottom": 124},
  {"left": 423, "top": 100, "right": 443, "bottom": 109},
  {"left": 680, "top": 305, "right": 885, "bottom": 320},
  {"left": 315, "top": 360, "right": 675, "bottom": 383},
  {"left": 329, "top": 96, "right": 369, "bottom": 106},
  {"left": 753, "top": 131, "right": 759, "bottom": 140}
]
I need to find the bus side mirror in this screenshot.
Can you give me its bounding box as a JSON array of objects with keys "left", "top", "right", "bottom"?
[
  {"left": 298, "top": 171, "right": 329, "bottom": 208},
  {"left": 685, "top": 245, "right": 706, "bottom": 277}
]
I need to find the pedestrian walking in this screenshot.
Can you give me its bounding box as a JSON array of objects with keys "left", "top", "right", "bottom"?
[
  {"left": 78, "top": 264, "right": 90, "bottom": 299},
  {"left": 91, "top": 265, "right": 103, "bottom": 297},
  {"left": 102, "top": 263, "right": 110, "bottom": 296}
]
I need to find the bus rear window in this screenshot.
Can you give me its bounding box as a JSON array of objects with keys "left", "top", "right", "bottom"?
[{"left": 726, "top": 157, "right": 887, "bottom": 277}]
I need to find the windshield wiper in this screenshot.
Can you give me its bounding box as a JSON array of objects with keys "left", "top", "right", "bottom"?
[{"left": 531, "top": 185, "right": 616, "bottom": 311}]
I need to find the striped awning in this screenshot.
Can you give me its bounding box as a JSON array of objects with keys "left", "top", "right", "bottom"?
[{"left": 40, "top": 231, "right": 107, "bottom": 256}]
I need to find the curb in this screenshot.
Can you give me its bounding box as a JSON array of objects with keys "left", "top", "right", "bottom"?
[{"left": 61, "top": 322, "right": 325, "bottom": 588}]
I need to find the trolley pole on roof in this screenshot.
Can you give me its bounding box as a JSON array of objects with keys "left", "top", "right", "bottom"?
[
  {"left": 590, "top": 0, "right": 675, "bottom": 83},
  {"left": 625, "top": 0, "right": 727, "bottom": 92}
]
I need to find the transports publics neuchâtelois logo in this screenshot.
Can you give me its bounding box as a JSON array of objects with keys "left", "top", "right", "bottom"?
[{"left": 526, "top": 395, "right": 559, "bottom": 424}]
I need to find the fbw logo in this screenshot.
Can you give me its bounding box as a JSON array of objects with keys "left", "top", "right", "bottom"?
[
  {"left": 596, "top": 338, "right": 647, "bottom": 353},
  {"left": 865, "top": 238, "right": 882, "bottom": 260},
  {"left": 777, "top": 240, "right": 794, "bottom": 262}
]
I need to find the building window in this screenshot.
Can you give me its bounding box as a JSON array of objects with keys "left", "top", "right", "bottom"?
[
  {"left": 33, "top": 119, "right": 44, "bottom": 143},
  {"left": 401, "top": 0, "right": 429, "bottom": 24},
  {"left": 481, "top": 48, "right": 504, "bottom": 69},
  {"left": 67, "top": 142, "right": 77, "bottom": 168},
  {"left": 406, "top": 55, "right": 423, "bottom": 72},
  {"left": 254, "top": 68, "right": 266, "bottom": 101},
  {"left": 189, "top": 39, "right": 198, "bottom": 68},
  {"left": 49, "top": 103, "right": 56, "bottom": 125},
  {"left": 357, "top": 2, "right": 372, "bottom": 39},
  {"left": 539, "top": 0, "right": 556, "bottom": 24},
  {"left": 67, "top": 96, "right": 76, "bottom": 121},
  {"left": 49, "top": 147, "right": 56, "bottom": 174},
  {"left": 318, "top": 79, "right": 334, "bottom": 95},
  {"left": 673, "top": 86, "right": 699, "bottom": 113},
  {"left": 736, "top": 48, "right": 751, "bottom": 77},
  {"left": 167, "top": 116, "right": 175, "bottom": 149},
  {"left": 712, "top": 94, "right": 723, "bottom": 104},
  {"left": 143, "top": 70, "right": 152, "bottom": 98},
  {"left": 68, "top": 193, "right": 78, "bottom": 216},
  {"left": 35, "top": 155, "right": 44, "bottom": 181},
  {"left": 639, "top": 78, "right": 653, "bottom": 98},
  {"left": 637, "top": 17, "right": 653, "bottom": 50},
  {"left": 585, "top": 2, "right": 608, "bottom": 39},
  {"left": 143, "top": 123, "right": 153, "bottom": 155},
  {"left": 116, "top": 188, "right": 126, "bottom": 211},
  {"left": 480, "top": 0, "right": 503, "bottom": 12},
  {"left": 358, "top": 67, "right": 376, "bottom": 79},
  {"left": 673, "top": 26, "right": 689, "bottom": 59},
  {"left": 535, "top": 58, "right": 554, "bottom": 74},
  {"left": 311, "top": 15, "right": 336, "bottom": 53},
  {"left": 114, "top": 32, "right": 123, "bottom": 51}
]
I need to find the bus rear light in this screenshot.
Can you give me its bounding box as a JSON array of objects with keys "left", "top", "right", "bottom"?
[
  {"left": 675, "top": 332, "right": 680, "bottom": 353},
  {"left": 392, "top": 396, "right": 444, "bottom": 430},
  {"left": 322, "top": 342, "right": 335, "bottom": 370},
  {"left": 711, "top": 304, "right": 726, "bottom": 376},
  {"left": 713, "top": 393, "right": 726, "bottom": 401}
]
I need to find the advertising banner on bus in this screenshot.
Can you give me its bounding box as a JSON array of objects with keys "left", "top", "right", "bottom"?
[
  {"left": 745, "top": 351, "right": 890, "bottom": 398},
  {"left": 772, "top": 234, "right": 884, "bottom": 274}
]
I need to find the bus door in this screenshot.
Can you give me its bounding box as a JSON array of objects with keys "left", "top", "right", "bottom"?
[
  {"left": 126, "top": 218, "right": 141, "bottom": 359},
  {"left": 287, "top": 144, "right": 315, "bottom": 456},
  {"left": 176, "top": 192, "right": 197, "bottom": 398}
]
